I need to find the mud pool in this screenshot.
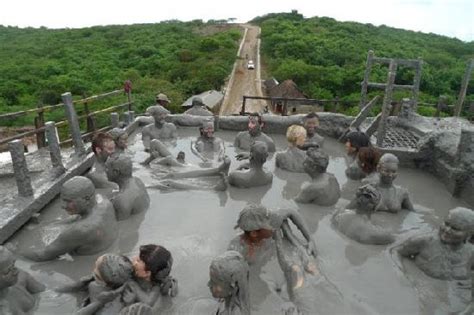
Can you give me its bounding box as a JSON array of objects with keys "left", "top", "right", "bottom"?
[{"left": 7, "top": 127, "right": 472, "bottom": 314}]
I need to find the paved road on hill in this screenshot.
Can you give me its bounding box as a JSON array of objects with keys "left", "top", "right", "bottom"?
[{"left": 220, "top": 25, "right": 266, "bottom": 115}]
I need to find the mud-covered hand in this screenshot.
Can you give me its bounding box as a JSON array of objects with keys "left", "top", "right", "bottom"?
[
  {"left": 306, "top": 238, "right": 317, "bottom": 258},
  {"left": 160, "top": 277, "right": 178, "bottom": 297},
  {"left": 122, "top": 284, "right": 137, "bottom": 305},
  {"left": 281, "top": 301, "right": 301, "bottom": 315}
]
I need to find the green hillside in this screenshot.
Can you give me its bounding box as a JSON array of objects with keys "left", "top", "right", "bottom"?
[
  {"left": 0, "top": 20, "right": 241, "bottom": 124},
  {"left": 253, "top": 11, "right": 474, "bottom": 117}
]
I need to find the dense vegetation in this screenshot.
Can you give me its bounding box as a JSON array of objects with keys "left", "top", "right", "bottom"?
[
  {"left": 253, "top": 11, "right": 474, "bottom": 117},
  {"left": 0, "top": 20, "right": 241, "bottom": 126}
]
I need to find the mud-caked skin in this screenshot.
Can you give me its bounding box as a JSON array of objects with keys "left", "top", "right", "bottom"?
[
  {"left": 228, "top": 141, "right": 273, "bottom": 188},
  {"left": 105, "top": 155, "right": 150, "bottom": 220},
  {"left": 392, "top": 207, "right": 474, "bottom": 280},
  {"left": 332, "top": 184, "right": 395, "bottom": 245},
  {"left": 275, "top": 125, "right": 307, "bottom": 173},
  {"left": 87, "top": 133, "right": 118, "bottom": 189},
  {"left": 0, "top": 246, "right": 45, "bottom": 315},
  {"left": 141, "top": 105, "right": 177, "bottom": 151},
  {"left": 234, "top": 114, "right": 276, "bottom": 152},
  {"left": 374, "top": 153, "right": 414, "bottom": 213},
  {"left": 109, "top": 128, "right": 128, "bottom": 153},
  {"left": 294, "top": 148, "right": 341, "bottom": 206},
  {"left": 208, "top": 251, "right": 250, "bottom": 315},
  {"left": 301, "top": 112, "right": 324, "bottom": 149},
  {"left": 22, "top": 176, "right": 118, "bottom": 261},
  {"left": 184, "top": 97, "right": 213, "bottom": 116}
]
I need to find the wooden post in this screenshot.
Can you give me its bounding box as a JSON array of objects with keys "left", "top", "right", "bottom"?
[
  {"left": 376, "top": 60, "right": 397, "bottom": 147},
  {"left": 435, "top": 95, "right": 447, "bottom": 118},
  {"left": 241, "top": 96, "right": 247, "bottom": 115},
  {"left": 412, "top": 57, "right": 423, "bottom": 111},
  {"left": 124, "top": 80, "right": 133, "bottom": 112},
  {"left": 9, "top": 139, "right": 34, "bottom": 197},
  {"left": 35, "top": 104, "right": 46, "bottom": 148},
  {"left": 454, "top": 59, "right": 474, "bottom": 117},
  {"left": 62, "top": 92, "right": 86, "bottom": 155},
  {"left": 360, "top": 50, "right": 374, "bottom": 109}
]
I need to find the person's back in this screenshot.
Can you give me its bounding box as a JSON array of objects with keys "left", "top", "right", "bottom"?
[
  {"left": 275, "top": 147, "right": 306, "bottom": 173},
  {"left": 298, "top": 173, "right": 340, "bottom": 206},
  {"left": 74, "top": 195, "right": 117, "bottom": 255},
  {"left": 228, "top": 168, "right": 272, "bottom": 188},
  {"left": 113, "top": 177, "right": 150, "bottom": 220}
]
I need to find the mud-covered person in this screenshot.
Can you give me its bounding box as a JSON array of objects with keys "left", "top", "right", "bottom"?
[
  {"left": 344, "top": 131, "right": 371, "bottom": 180},
  {"left": 124, "top": 244, "right": 178, "bottom": 307},
  {"left": 275, "top": 125, "right": 307, "bottom": 173},
  {"left": 87, "top": 132, "right": 118, "bottom": 189},
  {"left": 300, "top": 112, "right": 324, "bottom": 149},
  {"left": 234, "top": 113, "right": 275, "bottom": 152},
  {"left": 0, "top": 246, "right": 45, "bottom": 314},
  {"left": 141, "top": 105, "right": 177, "bottom": 152}
]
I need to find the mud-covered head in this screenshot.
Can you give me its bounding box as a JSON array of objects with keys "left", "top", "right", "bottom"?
[
  {"left": 108, "top": 128, "right": 128, "bottom": 150},
  {"left": 105, "top": 154, "right": 133, "bottom": 183},
  {"left": 201, "top": 120, "right": 215, "bottom": 138},
  {"left": 192, "top": 97, "right": 204, "bottom": 107},
  {"left": 147, "top": 105, "right": 170, "bottom": 124},
  {"left": 60, "top": 176, "right": 96, "bottom": 216},
  {"left": 303, "top": 112, "right": 319, "bottom": 137},
  {"left": 208, "top": 250, "right": 250, "bottom": 313},
  {"left": 176, "top": 151, "right": 185, "bottom": 164},
  {"left": 440, "top": 207, "right": 474, "bottom": 245},
  {"left": 120, "top": 303, "right": 152, "bottom": 315},
  {"left": 377, "top": 153, "right": 399, "bottom": 185},
  {"left": 249, "top": 141, "right": 268, "bottom": 166},
  {"left": 133, "top": 244, "right": 173, "bottom": 284},
  {"left": 303, "top": 148, "right": 329, "bottom": 176},
  {"left": 248, "top": 113, "right": 263, "bottom": 137},
  {"left": 355, "top": 184, "right": 381, "bottom": 212},
  {"left": 286, "top": 124, "right": 307, "bottom": 147},
  {"left": 344, "top": 131, "right": 370, "bottom": 156},
  {"left": 93, "top": 254, "right": 133, "bottom": 289},
  {"left": 92, "top": 132, "right": 115, "bottom": 163},
  {"left": 0, "top": 246, "right": 18, "bottom": 290},
  {"left": 236, "top": 203, "right": 275, "bottom": 233}
]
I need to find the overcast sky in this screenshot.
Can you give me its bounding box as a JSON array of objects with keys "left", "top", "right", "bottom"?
[{"left": 1, "top": 0, "right": 473, "bottom": 41}]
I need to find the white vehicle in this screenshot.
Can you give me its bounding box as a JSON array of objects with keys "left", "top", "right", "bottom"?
[{"left": 247, "top": 60, "right": 255, "bottom": 70}]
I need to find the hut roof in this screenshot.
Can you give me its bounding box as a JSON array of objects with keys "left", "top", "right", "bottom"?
[
  {"left": 268, "top": 80, "right": 307, "bottom": 99},
  {"left": 181, "top": 90, "right": 224, "bottom": 109}
]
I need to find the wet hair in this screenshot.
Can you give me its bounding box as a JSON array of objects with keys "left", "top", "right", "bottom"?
[
  {"left": 379, "top": 153, "right": 399, "bottom": 167},
  {"left": 304, "top": 112, "right": 319, "bottom": 120},
  {"left": 446, "top": 207, "right": 474, "bottom": 232},
  {"left": 236, "top": 204, "right": 273, "bottom": 231},
  {"left": 119, "top": 303, "right": 152, "bottom": 315},
  {"left": 105, "top": 154, "right": 133, "bottom": 178},
  {"left": 108, "top": 128, "right": 127, "bottom": 142},
  {"left": 139, "top": 244, "right": 173, "bottom": 284},
  {"left": 61, "top": 176, "right": 95, "bottom": 200},
  {"left": 209, "top": 251, "right": 250, "bottom": 315},
  {"left": 248, "top": 112, "right": 263, "bottom": 125},
  {"left": 305, "top": 148, "right": 329, "bottom": 173},
  {"left": 96, "top": 254, "right": 133, "bottom": 289},
  {"left": 357, "top": 147, "right": 381, "bottom": 174},
  {"left": 286, "top": 125, "right": 307, "bottom": 145},
  {"left": 356, "top": 184, "right": 381, "bottom": 207},
  {"left": 146, "top": 105, "right": 170, "bottom": 116},
  {"left": 345, "top": 131, "right": 370, "bottom": 152},
  {"left": 92, "top": 132, "right": 114, "bottom": 155},
  {"left": 249, "top": 141, "right": 268, "bottom": 165}
]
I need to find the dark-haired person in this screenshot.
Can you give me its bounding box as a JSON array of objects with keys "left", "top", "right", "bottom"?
[
  {"left": 87, "top": 132, "right": 118, "bottom": 189},
  {"left": 344, "top": 131, "right": 371, "bottom": 180},
  {"left": 125, "top": 244, "right": 178, "bottom": 307},
  {"left": 358, "top": 146, "right": 382, "bottom": 185},
  {"left": 234, "top": 113, "right": 275, "bottom": 152},
  {"left": 300, "top": 112, "right": 324, "bottom": 149}
]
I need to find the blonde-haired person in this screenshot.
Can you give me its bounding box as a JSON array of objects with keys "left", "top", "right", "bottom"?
[{"left": 275, "top": 125, "right": 307, "bottom": 172}]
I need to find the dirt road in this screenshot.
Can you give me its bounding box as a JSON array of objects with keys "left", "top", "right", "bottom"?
[{"left": 220, "top": 25, "right": 266, "bottom": 115}]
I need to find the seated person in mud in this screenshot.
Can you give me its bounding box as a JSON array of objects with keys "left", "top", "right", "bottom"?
[
  {"left": 105, "top": 154, "right": 150, "bottom": 220},
  {"left": 275, "top": 125, "right": 307, "bottom": 173},
  {"left": 208, "top": 251, "right": 250, "bottom": 315},
  {"left": 87, "top": 132, "right": 118, "bottom": 189},
  {"left": 358, "top": 146, "right": 381, "bottom": 185},
  {"left": 141, "top": 105, "right": 177, "bottom": 151},
  {"left": 391, "top": 207, "right": 474, "bottom": 281},
  {"left": 294, "top": 148, "right": 341, "bottom": 206},
  {"left": 228, "top": 204, "right": 317, "bottom": 265},
  {"left": 191, "top": 120, "right": 225, "bottom": 162},
  {"left": 374, "top": 153, "right": 414, "bottom": 213},
  {"left": 228, "top": 141, "right": 273, "bottom": 188},
  {"left": 332, "top": 184, "right": 395, "bottom": 245},
  {"left": 184, "top": 97, "right": 213, "bottom": 116},
  {"left": 344, "top": 131, "right": 371, "bottom": 180},
  {"left": 142, "top": 139, "right": 185, "bottom": 167},
  {"left": 234, "top": 113, "right": 275, "bottom": 152},
  {"left": 109, "top": 128, "right": 129, "bottom": 154},
  {"left": 22, "top": 176, "right": 117, "bottom": 261},
  {"left": 300, "top": 112, "right": 324, "bottom": 149},
  {"left": 0, "top": 246, "right": 45, "bottom": 314}
]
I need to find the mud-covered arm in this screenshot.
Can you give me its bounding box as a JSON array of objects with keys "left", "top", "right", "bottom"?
[
  {"left": 24, "top": 272, "right": 46, "bottom": 294},
  {"left": 390, "top": 234, "right": 429, "bottom": 271},
  {"left": 55, "top": 275, "right": 94, "bottom": 293},
  {"left": 402, "top": 191, "right": 415, "bottom": 211},
  {"left": 190, "top": 140, "right": 208, "bottom": 162},
  {"left": 22, "top": 228, "right": 84, "bottom": 262},
  {"left": 294, "top": 185, "right": 315, "bottom": 204},
  {"left": 278, "top": 209, "right": 317, "bottom": 257},
  {"left": 142, "top": 128, "right": 151, "bottom": 151}
]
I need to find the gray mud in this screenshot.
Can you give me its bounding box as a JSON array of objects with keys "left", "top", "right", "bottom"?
[{"left": 6, "top": 127, "right": 471, "bottom": 314}]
